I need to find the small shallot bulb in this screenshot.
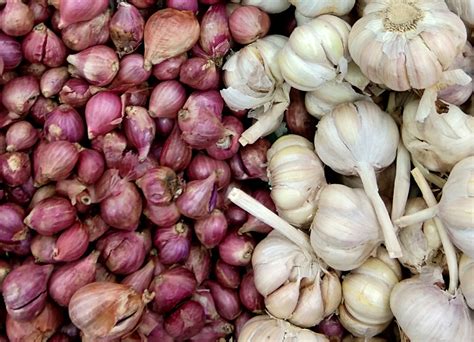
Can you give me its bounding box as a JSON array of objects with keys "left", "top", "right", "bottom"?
[
  {"left": 0, "top": 33, "right": 22, "bottom": 70},
  {"left": 176, "top": 173, "right": 217, "bottom": 219},
  {"left": 348, "top": 0, "right": 467, "bottom": 91},
  {"left": 143, "top": 8, "right": 200, "bottom": 70},
  {"left": 0, "top": 152, "right": 31, "bottom": 187},
  {"left": 459, "top": 254, "right": 474, "bottom": 309},
  {"left": 229, "top": 6, "right": 270, "bottom": 44},
  {"left": 58, "top": 0, "right": 109, "bottom": 29},
  {"left": 69, "top": 282, "right": 152, "bottom": 340},
  {"left": 152, "top": 53, "right": 188, "bottom": 80},
  {"left": 206, "top": 280, "right": 241, "bottom": 320},
  {"left": 24, "top": 196, "right": 76, "bottom": 235},
  {"left": 215, "top": 258, "right": 241, "bottom": 289},
  {"left": 67, "top": 45, "right": 119, "bottom": 87},
  {"left": 6, "top": 302, "right": 63, "bottom": 342},
  {"left": 121, "top": 259, "right": 155, "bottom": 294},
  {"left": 5, "top": 121, "right": 37, "bottom": 152},
  {"left": 148, "top": 80, "right": 186, "bottom": 118},
  {"left": 97, "top": 230, "right": 151, "bottom": 275},
  {"left": 0, "top": 203, "right": 27, "bottom": 244},
  {"left": 2, "top": 263, "right": 54, "bottom": 320},
  {"left": 59, "top": 78, "right": 93, "bottom": 108},
  {"left": 77, "top": 149, "right": 105, "bottom": 185},
  {"left": 49, "top": 251, "right": 99, "bottom": 306},
  {"left": 0, "top": 0, "right": 34, "bottom": 36},
  {"left": 218, "top": 230, "right": 255, "bottom": 266},
  {"left": 310, "top": 185, "right": 384, "bottom": 271},
  {"left": 339, "top": 247, "right": 402, "bottom": 338},
  {"left": 110, "top": 54, "right": 151, "bottom": 90},
  {"left": 390, "top": 267, "right": 472, "bottom": 341},
  {"left": 136, "top": 167, "right": 181, "bottom": 205},
  {"left": 44, "top": 105, "right": 84, "bottom": 143},
  {"left": 194, "top": 209, "right": 228, "bottom": 248},
  {"left": 278, "top": 15, "right": 350, "bottom": 91},
  {"left": 124, "top": 106, "right": 156, "bottom": 161},
  {"left": 200, "top": 4, "right": 231, "bottom": 59},
  {"left": 22, "top": 23, "right": 66, "bottom": 67},
  {"left": 179, "top": 57, "right": 220, "bottom": 90},
  {"left": 187, "top": 153, "right": 231, "bottom": 190},
  {"left": 267, "top": 135, "right": 326, "bottom": 228},
  {"left": 184, "top": 244, "right": 211, "bottom": 285},
  {"left": 110, "top": 2, "right": 145, "bottom": 56},
  {"left": 150, "top": 267, "right": 197, "bottom": 314},
  {"left": 286, "top": 88, "right": 318, "bottom": 140},
  {"left": 239, "top": 270, "right": 264, "bottom": 313},
  {"left": 315, "top": 100, "right": 401, "bottom": 258},
  {"left": 33, "top": 140, "right": 79, "bottom": 186},
  {"left": 61, "top": 11, "right": 111, "bottom": 52},
  {"left": 85, "top": 92, "right": 123, "bottom": 139},
  {"left": 2, "top": 76, "right": 40, "bottom": 118},
  {"left": 40, "top": 67, "right": 69, "bottom": 98},
  {"left": 238, "top": 315, "right": 329, "bottom": 341},
  {"left": 164, "top": 300, "right": 205, "bottom": 340},
  {"left": 153, "top": 222, "right": 192, "bottom": 265}
]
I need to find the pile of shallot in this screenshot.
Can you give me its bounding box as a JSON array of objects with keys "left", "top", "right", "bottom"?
[{"left": 0, "top": 0, "right": 473, "bottom": 341}]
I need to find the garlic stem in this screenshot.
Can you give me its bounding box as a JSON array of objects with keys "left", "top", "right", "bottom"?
[
  {"left": 391, "top": 143, "right": 411, "bottom": 220},
  {"left": 228, "top": 188, "right": 314, "bottom": 254},
  {"left": 412, "top": 158, "right": 446, "bottom": 188},
  {"left": 411, "top": 168, "right": 458, "bottom": 294},
  {"left": 356, "top": 162, "right": 402, "bottom": 258},
  {"left": 394, "top": 206, "right": 439, "bottom": 227},
  {"left": 239, "top": 102, "right": 289, "bottom": 146}
]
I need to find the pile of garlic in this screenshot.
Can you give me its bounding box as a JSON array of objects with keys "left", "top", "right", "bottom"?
[{"left": 223, "top": 0, "right": 473, "bottom": 340}]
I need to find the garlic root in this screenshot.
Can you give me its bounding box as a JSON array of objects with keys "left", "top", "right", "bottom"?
[{"left": 227, "top": 187, "right": 313, "bottom": 254}]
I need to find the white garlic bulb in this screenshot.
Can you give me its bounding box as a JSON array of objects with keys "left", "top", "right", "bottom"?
[
  {"left": 446, "top": 0, "right": 474, "bottom": 27},
  {"left": 314, "top": 100, "right": 402, "bottom": 258},
  {"left": 437, "top": 156, "right": 474, "bottom": 258},
  {"left": 221, "top": 35, "right": 290, "bottom": 146},
  {"left": 238, "top": 315, "right": 329, "bottom": 341},
  {"left": 349, "top": 0, "right": 467, "bottom": 91},
  {"left": 402, "top": 99, "right": 474, "bottom": 173},
  {"left": 339, "top": 247, "right": 402, "bottom": 338},
  {"left": 253, "top": 231, "right": 342, "bottom": 328},
  {"left": 438, "top": 42, "right": 473, "bottom": 106},
  {"left": 390, "top": 267, "right": 473, "bottom": 341},
  {"left": 310, "top": 184, "right": 383, "bottom": 271},
  {"left": 291, "top": 0, "right": 355, "bottom": 26},
  {"left": 278, "top": 15, "right": 351, "bottom": 91},
  {"left": 459, "top": 254, "right": 474, "bottom": 309},
  {"left": 398, "top": 198, "right": 442, "bottom": 274},
  {"left": 267, "top": 135, "right": 326, "bottom": 228},
  {"left": 241, "top": 0, "right": 291, "bottom": 14}
]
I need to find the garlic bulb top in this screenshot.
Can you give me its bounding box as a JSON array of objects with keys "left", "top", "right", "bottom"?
[
  {"left": 241, "top": 0, "right": 291, "bottom": 14},
  {"left": 238, "top": 315, "right": 329, "bottom": 341},
  {"left": 339, "top": 247, "right": 402, "bottom": 338},
  {"left": 401, "top": 100, "right": 474, "bottom": 173},
  {"left": 267, "top": 135, "right": 327, "bottom": 228},
  {"left": 390, "top": 267, "right": 473, "bottom": 341},
  {"left": 278, "top": 15, "right": 351, "bottom": 91},
  {"left": 314, "top": 100, "right": 399, "bottom": 177},
  {"left": 349, "top": 0, "right": 467, "bottom": 91},
  {"left": 446, "top": 0, "right": 474, "bottom": 27},
  {"left": 290, "top": 0, "right": 356, "bottom": 19},
  {"left": 221, "top": 35, "right": 287, "bottom": 111},
  {"left": 310, "top": 184, "right": 383, "bottom": 271},
  {"left": 437, "top": 156, "right": 474, "bottom": 258},
  {"left": 253, "top": 231, "right": 342, "bottom": 327},
  {"left": 398, "top": 197, "right": 442, "bottom": 273},
  {"left": 459, "top": 254, "right": 474, "bottom": 309}
]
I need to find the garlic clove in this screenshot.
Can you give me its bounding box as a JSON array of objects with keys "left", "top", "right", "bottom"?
[
  {"left": 459, "top": 254, "right": 474, "bottom": 309},
  {"left": 264, "top": 279, "right": 301, "bottom": 319},
  {"left": 338, "top": 304, "right": 390, "bottom": 338},
  {"left": 289, "top": 278, "right": 325, "bottom": 327},
  {"left": 321, "top": 271, "right": 342, "bottom": 317}
]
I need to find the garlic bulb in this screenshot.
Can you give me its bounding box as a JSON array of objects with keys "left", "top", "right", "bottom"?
[
  {"left": 339, "top": 247, "right": 402, "bottom": 338},
  {"left": 446, "top": 0, "right": 474, "bottom": 27},
  {"left": 390, "top": 267, "right": 473, "bottom": 341},
  {"left": 314, "top": 100, "right": 402, "bottom": 258},
  {"left": 238, "top": 315, "right": 329, "bottom": 341},
  {"left": 241, "top": 0, "right": 291, "bottom": 14},
  {"left": 349, "top": 0, "right": 467, "bottom": 91},
  {"left": 459, "top": 254, "right": 474, "bottom": 309},
  {"left": 253, "top": 231, "right": 342, "bottom": 327},
  {"left": 310, "top": 184, "right": 383, "bottom": 271},
  {"left": 437, "top": 156, "right": 474, "bottom": 258},
  {"left": 290, "top": 0, "right": 356, "bottom": 18},
  {"left": 221, "top": 35, "right": 290, "bottom": 145},
  {"left": 278, "top": 15, "right": 351, "bottom": 91},
  {"left": 438, "top": 42, "right": 473, "bottom": 106},
  {"left": 398, "top": 198, "right": 442, "bottom": 274},
  {"left": 402, "top": 99, "right": 474, "bottom": 173},
  {"left": 267, "top": 135, "right": 326, "bottom": 228}
]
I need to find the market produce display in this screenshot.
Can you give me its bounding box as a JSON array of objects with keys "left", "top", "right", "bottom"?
[{"left": 0, "top": 0, "right": 472, "bottom": 341}]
